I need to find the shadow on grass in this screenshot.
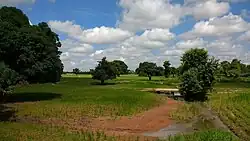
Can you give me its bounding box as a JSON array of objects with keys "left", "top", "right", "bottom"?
[
  {"left": 5, "top": 92, "right": 62, "bottom": 103},
  {"left": 0, "top": 105, "right": 16, "bottom": 121},
  {"left": 90, "top": 82, "right": 116, "bottom": 86}
]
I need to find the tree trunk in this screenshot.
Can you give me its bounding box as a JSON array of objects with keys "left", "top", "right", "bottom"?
[
  {"left": 148, "top": 76, "right": 152, "bottom": 81},
  {"left": 101, "top": 80, "right": 105, "bottom": 85}
]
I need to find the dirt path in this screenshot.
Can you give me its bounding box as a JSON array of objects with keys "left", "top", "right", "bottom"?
[
  {"left": 143, "top": 105, "right": 232, "bottom": 140},
  {"left": 18, "top": 98, "right": 180, "bottom": 140},
  {"left": 90, "top": 98, "right": 179, "bottom": 135}
]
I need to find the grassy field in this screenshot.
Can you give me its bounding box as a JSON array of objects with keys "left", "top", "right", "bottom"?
[{"left": 0, "top": 74, "right": 248, "bottom": 140}]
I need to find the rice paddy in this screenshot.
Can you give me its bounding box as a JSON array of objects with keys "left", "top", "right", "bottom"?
[{"left": 0, "top": 74, "right": 249, "bottom": 140}]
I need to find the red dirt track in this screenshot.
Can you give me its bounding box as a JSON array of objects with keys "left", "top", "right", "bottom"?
[{"left": 91, "top": 98, "right": 179, "bottom": 135}]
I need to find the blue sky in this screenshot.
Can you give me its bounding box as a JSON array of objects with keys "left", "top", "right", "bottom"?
[{"left": 2, "top": 0, "right": 250, "bottom": 71}]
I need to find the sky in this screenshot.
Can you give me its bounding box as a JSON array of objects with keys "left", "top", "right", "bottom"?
[{"left": 2, "top": 0, "right": 250, "bottom": 71}]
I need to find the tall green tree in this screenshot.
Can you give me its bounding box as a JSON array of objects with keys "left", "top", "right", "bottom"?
[
  {"left": 0, "top": 7, "right": 63, "bottom": 83},
  {"left": 163, "top": 61, "right": 171, "bottom": 78},
  {"left": 91, "top": 57, "right": 117, "bottom": 84},
  {"left": 169, "top": 67, "right": 177, "bottom": 77},
  {"left": 179, "top": 48, "right": 218, "bottom": 101},
  {"left": 220, "top": 61, "right": 231, "bottom": 77},
  {"left": 136, "top": 62, "right": 157, "bottom": 80},
  {"left": 73, "top": 68, "right": 80, "bottom": 75},
  {"left": 112, "top": 60, "right": 128, "bottom": 76},
  {"left": 155, "top": 66, "right": 164, "bottom": 76}
]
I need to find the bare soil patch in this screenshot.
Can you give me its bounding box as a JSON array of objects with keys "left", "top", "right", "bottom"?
[{"left": 17, "top": 98, "right": 180, "bottom": 139}]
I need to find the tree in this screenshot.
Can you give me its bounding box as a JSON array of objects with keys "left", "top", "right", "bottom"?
[
  {"left": 0, "top": 7, "right": 63, "bottom": 83},
  {"left": 169, "top": 67, "right": 177, "bottom": 77},
  {"left": 229, "top": 59, "right": 241, "bottom": 78},
  {"left": 73, "top": 68, "right": 80, "bottom": 75},
  {"left": 91, "top": 57, "right": 117, "bottom": 84},
  {"left": 179, "top": 48, "right": 218, "bottom": 101},
  {"left": 155, "top": 66, "right": 164, "bottom": 76},
  {"left": 112, "top": 60, "right": 128, "bottom": 76},
  {"left": 136, "top": 62, "right": 157, "bottom": 80},
  {"left": 180, "top": 48, "right": 208, "bottom": 74},
  {"left": 220, "top": 61, "right": 231, "bottom": 77},
  {"left": 0, "top": 62, "right": 17, "bottom": 101},
  {"left": 163, "top": 61, "right": 171, "bottom": 78}
]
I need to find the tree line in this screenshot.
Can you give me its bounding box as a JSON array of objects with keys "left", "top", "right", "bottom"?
[{"left": 90, "top": 48, "right": 250, "bottom": 101}]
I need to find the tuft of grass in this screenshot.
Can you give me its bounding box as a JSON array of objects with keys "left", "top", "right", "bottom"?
[
  {"left": 169, "top": 102, "right": 202, "bottom": 122},
  {"left": 165, "top": 129, "right": 238, "bottom": 141},
  {"left": 0, "top": 122, "right": 117, "bottom": 141}
]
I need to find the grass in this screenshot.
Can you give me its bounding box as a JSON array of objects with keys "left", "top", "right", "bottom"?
[
  {"left": 166, "top": 129, "right": 237, "bottom": 141},
  {"left": 169, "top": 80, "right": 250, "bottom": 141},
  {"left": 9, "top": 77, "right": 165, "bottom": 119},
  {"left": 0, "top": 122, "right": 117, "bottom": 141},
  {"left": 1, "top": 74, "right": 250, "bottom": 140},
  {"left": 208, "top": 83, "right": 250, "bottom": 140},
  {"left": 169, "top": 102, "right": 202, "bottom": 122}
]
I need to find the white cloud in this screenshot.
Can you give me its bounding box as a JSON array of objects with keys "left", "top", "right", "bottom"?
[
  {"left": 180, "top": 13, "right": 250, "bottom": 39},
  {"left": 142, "top": 28, "right": 175, "bottom": 41},
  {"left": 60, "top": 52, "right": 70, "bottom": 61},
  {"left": 76, "top": 26, "right": 133, "bottom": 44},
  {"left": 49, "top": 21, "right": 133, "bottom": 44},
  {"left": 0, "top": 0, "right": 35, "bottom": 5},
  {"left": 238, "top": 30, "right": 250, "bottom": 41},
  {"left": 207, "top": 39, "right": 244, "bottom": 59},
  {"left": 117, "top": 0, "right": 183, "bottom": 31},
  {"left": 176, "top": 38, "right": 207, "bottom": 49},
  {"left": 187, "top": 0, "right": 230, "bottom": 20},
  {"left": 68, "top": 44, "right": 93, "bottom": 53},
  {"left": 115, "top": 29, "right": 175, "bottom": 50},
  {"left": 164, "top": 50, "right": 184, "bottom": 56},
  {"left": 48, "top": 21, "right": 83, "bottom": 36}
]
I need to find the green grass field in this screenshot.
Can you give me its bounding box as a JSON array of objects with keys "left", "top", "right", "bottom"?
[{"left": 0, "top": 74, "right": 248, "bottom": 140}]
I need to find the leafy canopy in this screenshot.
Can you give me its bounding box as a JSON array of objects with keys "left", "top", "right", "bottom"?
[
  {"left": 112, "top": 60, "right": 128, "bottom": 76},
  {"left": 136, "top": 62, "right": 158, "bottom": 80},
  {"left": 91, "top": 57, "right": 117, "bottom": 84},
  {"left": 73, "top": 68, "right": 81, "bottom": 75},
  {"left": 0, "top": 6, "right": 63, "bottom": 84},
  {"left": 163, "top": 60, "right": 171, "bottom": 78},
  {"left": 179, "top": 48, "right": 218, "bottom": 101}
]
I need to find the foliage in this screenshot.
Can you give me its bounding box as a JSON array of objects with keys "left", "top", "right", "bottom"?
[
  {"left": 179, "top": 48, "right": 218, "bottom": 101},
  {"left": 180, "top": 48, "right": 208, "bottom": 75},
  {"left": 91, "top": 57, "right": 117, "bottom": 84},
  {"left": 163, "top": 60, "right": 171, "bottom": 78},
  {"left": 73, "top": 68, "right": 81, "bottom": 75},
  {"left": 219, "top": 59, "right": 250, "bottom": 78},
  {"left": 0, "top": 7, "right": 63, "bottom": 83},
  {"left": 155, "top": 66, "right": 164, "bottom": 76},
  {"left": 0, "top": 62, "right": 18, "bottom": 100},
  {"left": 136, "top": 62, "right": 158, "bottom": 80},
  {"left": 111, "top": 60, "right": 128, "bottom": 76},
  {"left": 170, "top": 67, "right": 177, "bottom": 77}
]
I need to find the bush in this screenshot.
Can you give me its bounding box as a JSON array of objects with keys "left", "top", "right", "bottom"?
[
  {"left": 0, "top": 62, "right": 17, "bottom": 100},
  {"left": 180, "top": 68, "right": 207, "bottom": 101},
  {"left": 179, "top": 48, "right": 218, "bottom": 101}
]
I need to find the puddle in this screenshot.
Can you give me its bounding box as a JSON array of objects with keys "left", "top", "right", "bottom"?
[
  {"left": 142, "top": 107, "right": 231, "bottom": 139},
  {"left": 143, "top": 123, "right": 194, "bottom": 139}
]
